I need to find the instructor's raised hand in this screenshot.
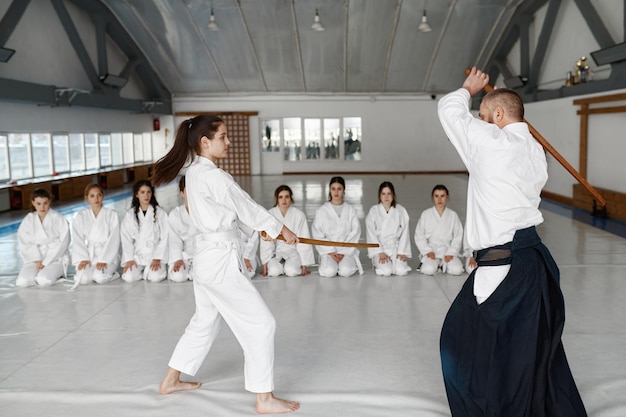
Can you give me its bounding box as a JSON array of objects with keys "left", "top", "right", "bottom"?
[{"left": 462, "top": 67, "right": 489, "bottom": 96}]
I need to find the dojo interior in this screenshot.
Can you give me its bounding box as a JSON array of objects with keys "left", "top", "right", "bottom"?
[{"left": 1, "top": 1, "right": 626, "bottom": 416}]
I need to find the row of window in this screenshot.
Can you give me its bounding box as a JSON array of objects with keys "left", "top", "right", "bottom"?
[
  {"left": 261, "top": 117, "right": 362, "bottom": 161},
  {"left": 0, "top": 132, "right": 154, "bottom": 182}
]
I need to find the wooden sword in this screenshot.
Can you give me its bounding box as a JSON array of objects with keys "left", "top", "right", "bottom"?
[{"left": 260, "top": 231, "right": 379, "bottom": 248}]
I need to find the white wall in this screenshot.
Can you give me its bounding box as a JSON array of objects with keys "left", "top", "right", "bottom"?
[{"left": 174, "top": 95, "right": 466, "bottom": 175}]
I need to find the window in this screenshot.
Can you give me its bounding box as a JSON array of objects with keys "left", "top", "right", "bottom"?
[
  {"left": 0, "top": 134, "right": 9, "bottom": 181},
  {"left": 304, "top": 119, "right": 321, "bottom": 160},
  {"left": 142, "top": 132, "right": 152, "bottom": 162},
  {"left": 344, "top": 117, "right": 362, "bottom": 161},
  {"left": 123, "top": 132, "right": 134, "bottom": 164},
  {"left": 323, "top": 118, "right": 340, "bottom": 160},
  {"left": 133, "top": 134, "right": 144, "bottom": 162},
  {"left": 52, "top": 134, "right": 70, "bottom": 174},
  {"left": 283, "top": 117, "right": 302, "bottom": 161},
  {"left": 69, "top": 133, "right": 85, "bottom": 171},
  {"left": 99, "top": 134, "right": 112, "bottom": 167},
  {"left": 31, "top": 133, "right": 53, "bottom": 177},
  {"left": 8, "top": 133, "right": 32, "bottom": 180},
  {"left": 84, "top": 133, "right": 99, "bottom": 170},
  {"left": 261, "top": 119, "right": 280, "bottom": 152},
  {"left": 111, "top": 133, "right": 123, "bottom": 166}
]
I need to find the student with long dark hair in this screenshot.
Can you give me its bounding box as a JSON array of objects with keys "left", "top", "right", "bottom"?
[
  {"left": 151, "top": 115, "right": 299, "bottom": 414},
  {"left": 120, "top": 180, "right": 168, "bottom": 282}
]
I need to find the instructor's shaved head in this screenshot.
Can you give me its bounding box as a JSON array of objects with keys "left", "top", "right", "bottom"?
[{"left": 482, "top": 88, "right": 524, "bottom": 121}]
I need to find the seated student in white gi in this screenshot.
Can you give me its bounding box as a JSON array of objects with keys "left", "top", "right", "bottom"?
[
  {"left": 261, "top": 185, "right": 315, "bottom": 277},
  {"left": 16, "top": 188, "right": 70, "bottom": 288},
  {"left": 121, "top": 180, "right": 168, "bottom": 282},
  {"left": 414, "top": 184, "right": 464, "bottom": 275},
  {"left": 365, "top": 181, "right": 412, "bottom": 276},
  {"left": 167, "top": 176, "right": 196, "bottom": 282},
  {"left": 239, "top": 225, "right": 260, "bottom": 279},
  {"left": 312, "top": 176, "right": 362, "bottom": 277},
  {"left": 72, "top": 184, "right": 121, "bottom": 285}
]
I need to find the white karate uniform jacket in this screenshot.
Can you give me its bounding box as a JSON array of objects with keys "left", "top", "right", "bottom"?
[
  {"left": 121, "top": 205, "right": 169, "bottom": 267},
  {"left": 17, "top": 209, "right": 70, "bottom": 286},
  {"left": 72, "top": 207, "right": 120, "bottom": 269},
  {"left": 414, "top": 206, "right": 463, "bottom": 259},
  {"left": 365, "top": 203, "right": 412, "bottom": 259},
  {"left": 260, "top": 205, "right": 315, "bottom": 266},
  {"left": 438, "top": 87, "right": 547, "bottom": 301},
  {"left": 18, "top": 209, "right": 70, "bottom": 267}
]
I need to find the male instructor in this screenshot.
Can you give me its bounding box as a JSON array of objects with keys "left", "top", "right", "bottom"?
[{"left": 437, "top": 67, "right": 587, "bottom": 417}]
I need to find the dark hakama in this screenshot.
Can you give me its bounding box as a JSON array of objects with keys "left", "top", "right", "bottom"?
[{"left": 440, "top": 227, "right": 587, "bottom": 417}]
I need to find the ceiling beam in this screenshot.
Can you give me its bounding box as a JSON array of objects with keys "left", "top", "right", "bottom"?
[
  {"left": 573, "top": 0, "right": 615, "bottom": 48},
  {"left": 526, "top": 0, "right": 562, "bottom": 93},
  {"left": 0, "top": 0, "right": 31, "bottom": 46}
]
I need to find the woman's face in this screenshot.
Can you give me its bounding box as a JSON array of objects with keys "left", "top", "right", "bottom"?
[
  {"left": 379, "top": 187, "right": 394, "bottom": 207},
  {"left": 86, "top": 188, "right": 103, "bottom": 208},
  {"left": 277, "top": 190, "right": 292, "bottom": 209},
  {"left": 204, "top": 123, "right": 230, "bottom": 161},
  {"left": 329, "top": 182, "right": 345, "bottom": 204},
  {"left": 136, "top": 185, "right": 153, "bottom": 207},
  {"left": 32, "top": 197, "right": 50, "bottom": 216}
]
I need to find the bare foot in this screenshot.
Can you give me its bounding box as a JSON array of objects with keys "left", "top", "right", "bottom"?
[
  {"left": 159, "top": 367, "right": 201, "bottom": 394},
  {"left": 256, "top": 392, "right": 299, "bottom": 414}
]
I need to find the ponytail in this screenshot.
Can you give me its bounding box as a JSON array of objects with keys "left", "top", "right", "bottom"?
[{"left": 152, "top": 115, "right": 225, "bottom": 186}]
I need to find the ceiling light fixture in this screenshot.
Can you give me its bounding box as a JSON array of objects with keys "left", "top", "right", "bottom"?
[
  {"left": 207, "top": 8, "right": 220, "bottom": 31},
  {"left": 418, "top": 10, "right": 432, "bottom": 32},
  {"left": 311, "top": 9, "right": 325, "bottom": 31}
]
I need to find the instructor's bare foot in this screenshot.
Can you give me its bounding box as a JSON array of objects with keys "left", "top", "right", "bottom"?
[
  {"left": 256, "top": 392, "right": 299, "bottom": 414},
  {"left": 159, "top": 367, "right": 201, "bottom": 394}
]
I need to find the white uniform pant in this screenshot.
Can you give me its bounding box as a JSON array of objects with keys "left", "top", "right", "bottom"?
[
  {"left": 168, "top": 266, "right": 276, "bottom": 393},
  {"left": 74, "top": 262, "right": 119, "bottom": 285},
  {"left": 372, "top": 255, "right": 411, "bottom": 276},
  {"left": 419, "top": 256, "right": 464, "bottom": 276},
  {"left": 266, "top": 254, "right": 301, "bottom": 277},
  {"left": 318, "top": 254, "right": 359, "bottom": 277},
  {"left": 16, "top": 261, "right": 64, "bottom": 287},
  {"left": 122, "top": 262, "right": 167, "bottom": 283},
  {"left": 168, "top": 259, "right": 193, "bottom": 282}
]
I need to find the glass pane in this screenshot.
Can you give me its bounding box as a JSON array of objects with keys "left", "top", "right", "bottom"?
[
  {"left": 283, "top": 117, "right": 302, "bottom": 161},
  {"left": 343, "top": 117, "right": 362, "bottom": 161},
  {"left": 111, "top": 133, "right": 123, "bottom": 166},
  {"left": 133, "top": 134, "right": 144, "bottom": 161},
  {"left": 8, "top": 133, "right": 32, "bottom": 180},
  {"left": 304, "top": 118, "right": 321, "bottom": 160},
  {"left": 143, "top": 132, "right": 152, "bottom": 162},
  {"left": 261, "top": 119, "right": 280, "bottom": 152},
  {"left": 323, "top": 118, "right": 340, "bottom": 160},
  {"left": 31, "top": 133, "right": 53, "bottom": 177},
  {"left": 84, "top": 133, "right": 99, "bottom": 170},
  {"left": 52, "top": 134, "right": 70, "bottom": 173},
  {"left": 0, "top": 135, "right": 9, "bottom": 181},
  {"left": 123, "top": 133, "right": 134, "bottom": 164},
  {"left": 99, "top": 134, "right": 112, "bottom": 167},
  {"left": 69, "top": 133, "right": 85, "bottom": 171}
]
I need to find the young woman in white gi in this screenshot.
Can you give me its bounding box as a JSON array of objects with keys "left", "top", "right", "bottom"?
[
  {"left": 365, "top": 181, "right": 412, "bottom": 276},
  {"left": 414, "top": 184, "right": 464, "bottom": 275},
  {"left": 151, "top": 115, "right": 300, "bottom": 414},
  {"left": 312, "top": 176, "right": 362, "bottom": 277},
  {"left": 240, "top": 225, "right": 260, "bottom": 279},
  {"left": 261, "top": 185, "right": 315, "bottom": 277},
  {"left": 168, "top": 176, "right": 195, "bottom": 282},
  {"left": 121, "top": 180, "right": 168, "bottom": 283},
  {"left": 72, "top": 184, "right": 121, "bottom": 285},
  {"left": 16, "top": 188, "right": 70, "bottom": 287}
]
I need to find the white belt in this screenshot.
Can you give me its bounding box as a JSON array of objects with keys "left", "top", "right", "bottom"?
[{"left": 197, "top": 230, "right": 239, "bottom": 242}]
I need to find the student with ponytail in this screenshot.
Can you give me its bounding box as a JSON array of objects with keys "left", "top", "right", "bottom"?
[{"left": 152, "top": 115, "right": 300, "bottom": 414}]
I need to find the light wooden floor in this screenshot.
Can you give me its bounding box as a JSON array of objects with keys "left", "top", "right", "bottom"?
[{"left": 1, "top": 174, "right": 625, "bottom": 417}]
